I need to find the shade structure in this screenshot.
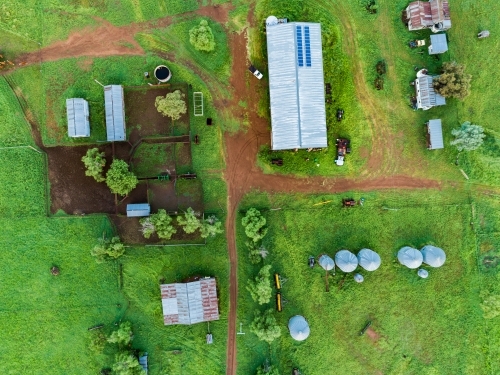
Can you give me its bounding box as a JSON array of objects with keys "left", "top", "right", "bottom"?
[
  {"left": 288, "top": 315, "right": 310, "bottom": 341},
  {"left": 318, "top": 254, "right": 334, "bottom": 271},
  {"left": 335, "top": 250, "right": 358, "bottom": 272},
  {"left": 354, "top": 273, "right": 364, "bottom": 283},
  {"left": 397, "top": 247, "right": 423, "bottom": 269},
  {"left": 421, "top": 245, "right": 446, "bottom": 268},
  {"left": 417, "top": 269, "right": 429, "bottom": 278},
  {"left": 357, "top": 249, "right": 381, "bottom": 271}
]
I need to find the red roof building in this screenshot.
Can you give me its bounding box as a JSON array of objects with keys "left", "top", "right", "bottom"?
[{"left": 406, "top": 0, "right": 451, "bottom": 32}]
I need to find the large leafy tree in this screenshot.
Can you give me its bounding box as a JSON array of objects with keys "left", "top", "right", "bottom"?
[
  {"left": 81, "top": 148, "right": 106, "bottom": 182},
  {"left": 256, "top": 365, "right": 280, "bottom": 375},
  {"left": 155, "top": 90, "right": 187, "bottom": 122},
  {"left": 200, "top": 215, "right": 224, "bottom": 238},
  {"left": 250, "top": 309, "right": 281, "bottom": 344},
  {"left": 108, "top": 321, "right": 133, "bottom": 348},
  {"left": 189, "top": 19, "right": 216, "bottom": 52},
  {"left": 247, "top": 265, "right": 273, "bottom": 305},
  {"left": 140, "top": 209, "right": 177, "bottom": 240},
  {"left": 433, "top": 61, "right": 472, "bottom": 100},
  {"left": 450, "top": 121, "right": 485, "bottom": 151},
  {"left": 91, "top": 236, "right": 125, "bottom": 263},
  {"left": 242, "top": 208, "right": 268, "bottom": 242},
  {"left": 177, "top": 207, "right": 202, "bottom": 234},
  {"left": 112, "top": 353, "right": 145, "bottom": 375},
  {"left": 106, "top": 159, "right": 138, "bottom": 196}
]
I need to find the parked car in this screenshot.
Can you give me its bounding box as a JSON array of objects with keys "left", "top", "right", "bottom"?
[
  {"left": 335, "top": 138, "right": 351, "bottom": 166},
  {"left": 248, "top": 65, "right": 263, "bottom": 79},
  {"left": 337, "top": 109, "right": 344, "bottom": 121}
]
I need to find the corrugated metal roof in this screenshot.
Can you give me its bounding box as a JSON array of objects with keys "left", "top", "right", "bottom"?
[
  {"left": 66, "top": 98, "right": 90, "bottom": 137},
  {"left": 266, "top": 21, "right": 327, "bottom": 150},
  {"left": 104, "top": 85, "right": 126, "bottom": 141},
  {"left": 126, "top": 203, "right": 150, "bottom": 217},
  {"left": 429, "top": 34, "right": 448, "bottom": 54},
  {"left": 407, "top": 0, "right": 450, "bottom": 31},
  {"left": 160, "top": 278, "right": 220, "bottom": 325},
  {"left": 415, "top": 75, "right": 446, "bottom": 109},
  {"left": 428, "top": 119, "right": 444, "bottom": 149}
]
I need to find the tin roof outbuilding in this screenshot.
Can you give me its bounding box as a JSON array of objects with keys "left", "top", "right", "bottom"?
[
  {"left": 66, "top": 98, "right": 90, "bottom": 137},
  {"left": 104, "top": 85, "right": 126, "bottom": 141}
]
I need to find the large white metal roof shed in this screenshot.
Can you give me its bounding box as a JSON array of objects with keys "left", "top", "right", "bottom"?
[
  {"left": 266, "top": 18, "right": 327, "bottom": 150},
  {"left": 104, "top": 85, "right": 126, "bottom": 141},
  {"left": 66, "top": 98, "right": 90, "bottom": 137}
]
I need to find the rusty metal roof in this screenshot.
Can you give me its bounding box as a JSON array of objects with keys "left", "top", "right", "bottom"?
[
  {"left": 407, "top": 0, "right": 450, "bottom": 30},
  {"left": 160, "top": 278, "right": 219, "bottom": 325}
]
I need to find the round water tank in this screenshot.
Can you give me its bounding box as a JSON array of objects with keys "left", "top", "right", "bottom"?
[
  {"left": 266, "top": 15, "right": 278, "bottom": 26},
  {"left": 154, "top": 65, "right": 172, "bottom": 83}
]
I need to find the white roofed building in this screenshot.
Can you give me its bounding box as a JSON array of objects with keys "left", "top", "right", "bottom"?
[
  {"left": 265, "top": 17, "right": 327, "bottom": 150},
  {"left": 160, "top": 277, "right": 219, "bottom": 325},
  {"left": 66, "top": 98, "right": 90, "bottom": 138},
  {"left": 104, "top": 85, "right": 126, "bottom": 141}
]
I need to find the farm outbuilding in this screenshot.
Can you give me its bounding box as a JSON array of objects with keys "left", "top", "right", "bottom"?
[
  {"left": 265, "top": 16, "right": 327, "bottom": 150},
  {"left": 428, "top": 34, "right": 448, "bottom": 54},
  {"left": 126, "top": 203, "right": 150, "bottom": 217},
  {"left": 160, "top": 277, "right": 219, "bottom": 326},
  {"left": 414, "top": 71, "right": 446, "bottom": 110},
  {"left": 318, "top": 254, "right": 334, "bottom": 270},
  {"left": 397, "top": 247, "right": 423, "bottom": 269},
  {"left": 406, "top": 0, "right": 451, "bottom": 33},
  {"left": 357, "top": 249, "right": 381, "bottom": 271},
  {"left": 421, "top": 245, "right": 446, "bottom": 267},
  {"left": 288, "top": 315, "right": 310, "bottom": 341},
  {"left": 66, "top": 98, "right": 90, "bottom": 138},
  {"left": 427, "top": 119, "right": 444, "bottom": 150},
  {"left": 335, "top": 250, "right": 358, "bottom": 272},
  {"left": 104, "top": 85, "right": 126, "bottom": 141}
]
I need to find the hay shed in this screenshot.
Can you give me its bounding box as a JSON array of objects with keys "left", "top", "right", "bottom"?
[{"left": 66, "top": 98, "right": 90, "bottom": 138}]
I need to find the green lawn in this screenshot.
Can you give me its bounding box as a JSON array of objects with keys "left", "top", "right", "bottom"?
[{"left": 236, "top": 189, "right": 488, "bottom": 374}]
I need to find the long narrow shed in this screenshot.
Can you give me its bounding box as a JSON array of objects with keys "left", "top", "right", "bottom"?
[
  {"left": 427, "top": 119, "right": 444, "bottom": 150},
  {"left": 126, "top": 203, "right": 150, "bottom": 217},
  {"left": 66, "top": 98, "right": 90, "bottom": 137},
  {"left": 265, "top": 17, "right": 327, "bottom": 150},
  {"left": 104, "top": 85, "right": 126, "bottom": 141}
]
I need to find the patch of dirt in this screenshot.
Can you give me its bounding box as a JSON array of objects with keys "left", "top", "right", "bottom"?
[
  {"left": 125, "top": 84, "right": 190, "bottom": 144},
  {"left": 366, "top": 327, "right": 381, "bottom": 343},
  {"left": 148, "top": 181, "right": 179, "bottom": 213},
  {"left": 77, "top": 57, "right": 94, "bottom": 71}
]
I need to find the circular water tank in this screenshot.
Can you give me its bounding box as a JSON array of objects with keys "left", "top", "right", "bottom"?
[
  {"left": 154, "top": 65, "right": 172, "bottom": 83},
  {"left": 266, "top": 15, "right": 278, "bottom": 26}
]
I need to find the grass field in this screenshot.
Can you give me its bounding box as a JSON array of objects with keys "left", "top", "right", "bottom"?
[{"left": 236, "top": 189, "right": 491, "bottom": 374}]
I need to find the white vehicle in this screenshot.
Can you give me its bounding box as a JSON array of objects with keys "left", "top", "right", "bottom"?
[{"left": 248, "top": 65, "right": 263, "bottom": 79}]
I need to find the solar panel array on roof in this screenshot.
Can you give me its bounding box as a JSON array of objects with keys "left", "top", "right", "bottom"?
[
  {"left": 66, "top": 98, "right": 90, "bottom": 138},
  {"left": 104, "top": 85, "right": 126, "bottom": 141},
  {"left": 266, "top": 20, "right": 327, "bottom": 150}
]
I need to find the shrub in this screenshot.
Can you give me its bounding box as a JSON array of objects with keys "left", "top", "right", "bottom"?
[
  {"left": 112, "top": 352, "right": 145, "bottom": 375},
  {"left": 433, "top": 61, "right": 472, "bottom": 100},
  {"left": 106, "top": 159, "right": 138, "bottom": 196},
  {"left": 177, "top": 207, "right": 201, "bottom": 234},
  {"left": 91, "top": 236, "right": 125, "bottom": 263},
  {"left": 155, "top": 90, "right": 187, "bottom": 121},
  {"left": 247, "top": 265, "right": 273, "bottom": 305},
  {"left": 81, "top": 148, "right": 106, "bottom": 182},
  {"left": 108, "top": 321, "right": 133, "bottom": 348},
  {"left": 189, "top": 19, "right": 216, "bottom": 52},
  {"left": 140, "top": 209, "right": 176, "bottom": 240},
  {"left": 200, "top": 215, "right": 224, "bottom": 238},
  {"left": 242, "top": 208, "right": 268, "bottom": 242},
  {"left": 450, "top": 121, "right": 485, "bottom": 152},
  {"left": 250, "top": 309, "right": 281, "bottom": 344}
]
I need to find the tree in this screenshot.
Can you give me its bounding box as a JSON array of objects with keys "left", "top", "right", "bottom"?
[
  {"left": 91, "top": 236, "right": 125, "bottom": 263},
  {"left": 82, "top": 148, "right": 106, "bottom": 182},
  {"left": 242, "top": 208, "right": 268, "bottom": 242},
  {"left": 88, "top": 331, "right": 107, "bottom": 354},
  {"left": 433, "top": 61, "right": 472, "bottom": 100},
  {"left": 112, "top": 352, "right": 145, "bottom": 375},
  {"left": 189, "top": 19, "right": 216, "bottom": 52},
  {"left": 200, "top": 215, "right": 224, "bottom": 238},
  {"left": 139, "top": 209, "right": 177, "bottom": 240},
  {"left": 247, "top": 265, "right": 273, "bottom": 305},
  {"left": 256, "top": 365, "right": 280, "bottom": 375},
  {"left": 106, "top": 159, "right": 138, "bottom": 196},
  {"left": 177, "top": 207, "right": 201, "bottom": 234},
  {"left": 246, "top": 241, "right": 268, "bottom": 264},
  {"left": 155, "top": 90, "right": 187, "bottom": 122},
  {"left": 450, "top": 121, "right": 485, "bottom": 151},
  {"left": 250, "top": 309, "right": 281, "bottom": 344},
  {"left": 108, "top": 321, "right": 133, "bottom": 347}
]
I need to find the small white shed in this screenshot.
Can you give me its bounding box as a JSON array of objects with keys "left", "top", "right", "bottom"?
[
  {"left": 429, "top": 34, "right": 448, "bottom": 55},
  {"left": 126, "top": 203, "right": 150, "bottom": 217}
]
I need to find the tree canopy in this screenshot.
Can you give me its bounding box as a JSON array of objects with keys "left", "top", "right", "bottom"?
[
  {"left": 256, "top": 365, "right": 280, "bottom": 375},
  {"left": 112, "top": 353, "right": 145, "bottom": 375},
  {"left": 91, "top": 236, "right": 125, "bottom": 263},
  {"left": 177, "top": 207, "right": 202, "bottom": 234},
  {"left": 242, "top": 208, "right": 268, "bottom": 242},
  {"left": 250, "top": 309, "right": 281, "bottom": 344},
  {"left": 155, "top": 90, "right": 187, "bottom": 121},
  {"left": 450, "top": 121, "right": 485, "bottom": 151},
  {"left": 81, "top": 148, "right": 106, "bottom": 182},
  {"left": 246, "top": 241, "right": 268, "bottom": 264},
  {"left": 200, "top": 215, "right": 224, "bottom": 238},
  {"left": 433, "top": 61, "right": 472, "bottom": 100},
  {"left": 106, "top": 159, "right": 138, "bottom": 196},
  {"left": 247, "top": 265, "right": 273, "bottom": 305},
  {"left": 139, "top": 209, "right": 177, "bottom": 240},
  {"left": 108, "top": 321, "right": 133, "bottom": 348},
  {"left": 189, "top": 19, "right": 216, "bottom": 52}
]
